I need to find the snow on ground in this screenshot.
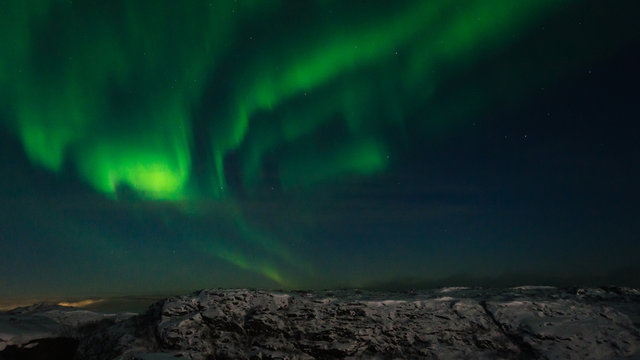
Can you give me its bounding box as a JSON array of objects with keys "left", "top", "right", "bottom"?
[{"left": 1, "top": 287, "right": 639, "bottom": 359}]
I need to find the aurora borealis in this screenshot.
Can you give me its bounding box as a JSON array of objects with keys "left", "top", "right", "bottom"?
[{"left": 1, "top": 0, "right": 639, "bottom": 298}]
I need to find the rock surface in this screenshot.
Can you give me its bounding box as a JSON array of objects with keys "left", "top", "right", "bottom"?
[{"left": 1, "top": 287, "right": 639, "bottom": 359}]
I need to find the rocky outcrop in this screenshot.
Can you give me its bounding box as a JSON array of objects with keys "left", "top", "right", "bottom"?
[{"left": 2, "top": 287, "right": 639, "bottom": 359}]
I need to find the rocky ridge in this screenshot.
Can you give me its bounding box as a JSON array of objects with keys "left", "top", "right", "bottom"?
[{"left": 1, "top": 287, "right": 639, "bottom": 359}]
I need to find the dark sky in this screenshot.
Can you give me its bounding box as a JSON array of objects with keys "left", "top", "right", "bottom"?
[{"left": 1, "top": 0, "right": 639, "bottom": 298}]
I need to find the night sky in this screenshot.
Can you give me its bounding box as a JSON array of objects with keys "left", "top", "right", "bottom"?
[{"left": 1, "top": 0, "right": 639, "bottom": 299}]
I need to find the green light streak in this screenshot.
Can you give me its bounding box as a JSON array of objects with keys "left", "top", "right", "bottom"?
[
  {"left": 191, "top": 234, "right": 288, "bottom": 286},
  {"left": 279, "top": 138, "right": 388, "bottom": 189}
]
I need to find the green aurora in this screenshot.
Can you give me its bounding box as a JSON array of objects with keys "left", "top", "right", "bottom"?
[
  {"left": 1, "top": 0, "right": 638, "bottom": 290},
  {"left": 1, "top": 0, "right": 562, "bottom": 199}
]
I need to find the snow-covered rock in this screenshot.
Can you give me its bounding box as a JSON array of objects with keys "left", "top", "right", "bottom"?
[{"left": 1, "top": 287, "right": 639, "bottom": 359}]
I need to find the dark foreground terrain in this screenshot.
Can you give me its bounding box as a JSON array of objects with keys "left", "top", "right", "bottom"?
[{"left": 1, "top": 287, "right": 639, "bottom": 359}]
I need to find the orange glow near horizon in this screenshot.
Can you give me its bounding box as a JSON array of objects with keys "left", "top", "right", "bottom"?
[{"left": 57, "top": 299, "right": 104, "bottom": 308}]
